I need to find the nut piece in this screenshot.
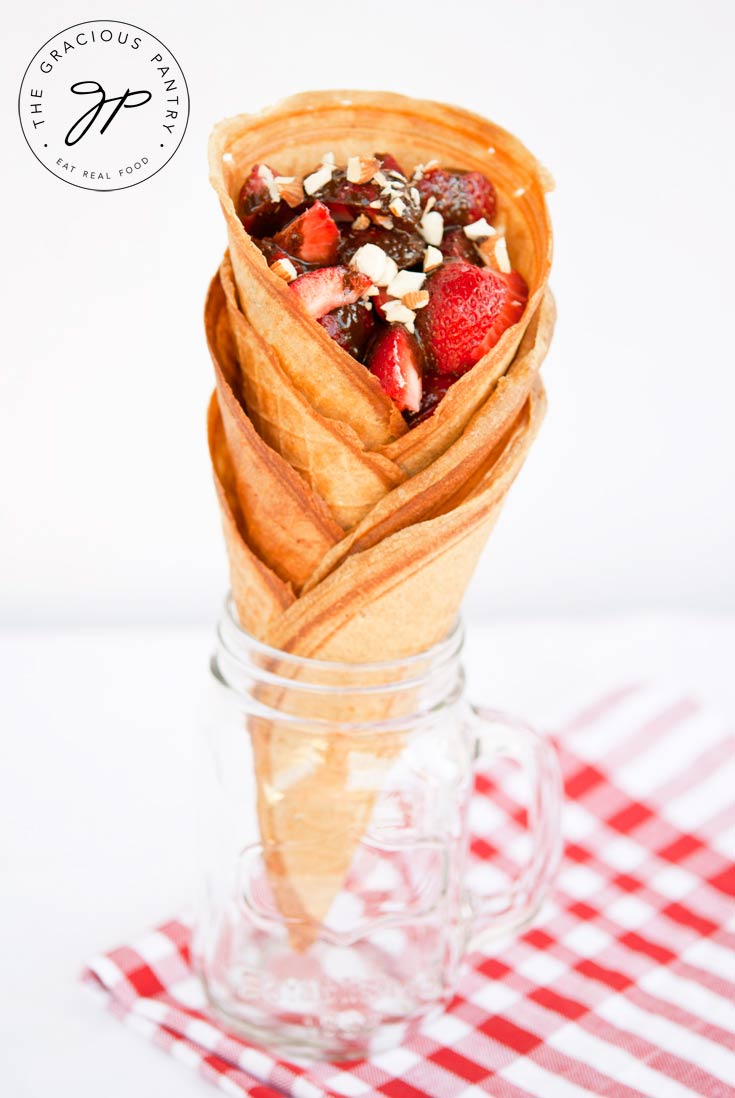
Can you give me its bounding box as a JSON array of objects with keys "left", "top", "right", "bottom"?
[
  {"left": 382, "top": 299, "right": 417, "bottom": 333},
  {"left": 270, "top": 257, "right": 298, "bottom": 283},
  {"left": 420, "top": 209, "right": 444, "bottom": 246},
  {"left": 463, "top": 217, "right": 496, "bottom": 241},
  {"left": 351, "top": 213, "right": 370, "bottom": 231},
  {"left": 411, "top": 158, "right": 440, "bottom": 182},
  {"left": 303, "top": 163, "right": 334, "bottom": 196},
  {"left": 402, "top": 290, "right": 429, "bottom": 310},
  {"left": 476, "top": 234, "right": 512, "bottom": 273},
  {"left": 346, "top": 155, "right": 380, "bottom": 184},
  {"left": 256, "top": 164, "right": 280, "bottom": 203},
  {"left": 386, "top": 269, "right": 426, "bottom": 299},
  {"left": 350, "top": 243, "right": 398, "bottom": 287},
  {"left": 493, "top": 236, "right": 512, "bottom": 273},
  {"left": 423, "top": 245, "right": 443, "bottom": 272},
  {"left": 275, "top": 176, "right": 304, "bottom": 207},
  {"left": 389, "top": 197, "right": 406, "bottom": 219}
]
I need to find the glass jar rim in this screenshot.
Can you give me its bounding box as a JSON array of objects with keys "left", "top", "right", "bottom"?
[
  {"left": 218, "top": 595, "right": 464, "bottom": 675},
  {"left": 211, "top": 596, "right": 466, "bottom": 731}
]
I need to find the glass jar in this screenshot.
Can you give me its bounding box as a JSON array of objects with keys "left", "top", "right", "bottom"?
[{"left": 193, "top": 598, "right": 561, "bottom": 1060}]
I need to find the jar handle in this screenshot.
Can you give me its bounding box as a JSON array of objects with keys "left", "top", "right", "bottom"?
[{"left": 465, "top": 706, "right": 562, "bottom": 948}]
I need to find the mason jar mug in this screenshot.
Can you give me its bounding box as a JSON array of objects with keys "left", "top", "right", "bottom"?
[{"left": 194, "top": 598, "right": 562, "bottom": 1060}]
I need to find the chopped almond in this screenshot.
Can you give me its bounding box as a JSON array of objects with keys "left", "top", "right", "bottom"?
[
  {"left": 387, "top": 270, "right": 426, "bottom": 299},
  {"left": 270, "top": 257, "right": 298, "bottom": 283},
  {"left": 420, "top": 209, "right": 444, "bottom": 246},
  {"left": 463, "top": 217, "right": 496, "bottom": 241},
  {"left": 494, "top": 236, "right": 512, "bottom": 273},
  {"left": 382, "top": 299, "right": 417, "bottom": 333},
  {"left": 423, "top": 245, "right": 443, "bottom": 272},
  {"left": 346, "top": 155, "right": 380, "bottom": 184},
  {"left": 303, "top": 164, "right": 334, "bottom": 196},
  {"left": 276, "top": 176, "right": 305, "bottom": 207},
  {"left": 256, "top": 164, "right": 280, "bottom": 203},
  {"left": 350, "top": 243, "right": 398, "bottom": 287},
  {"left": 402, "top": 289, "right": 429, "bottom": 310}
]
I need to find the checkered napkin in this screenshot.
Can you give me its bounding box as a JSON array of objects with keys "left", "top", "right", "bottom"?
[{"left": 84, "top": 684, "right": 735, "bottom": 1097}]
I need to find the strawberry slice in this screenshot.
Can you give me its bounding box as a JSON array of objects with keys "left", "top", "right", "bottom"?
[
  {"left": 416, "top": 259, "right": 528, "bottom": 375},
  {"left": 366, "top": 326, "right": 424, "bottom": 413},
  {"left": 376, "top": 152, "right": 407, "bottom": 177},
  {"left": 406, "top": 371, "right": 462, "bottom": 425},
  {"left": 416, "top": 169, "right": 497, "bottom": 227},
  {"left": 274, "top": 201, "right": 339, "bottom": 265},
  {"left": 289, "top": 266, "right": 373, "bottom": 319},
  {"left": 371, "top": 287, "right": 391, "bottom": 321},
  {"left": 238, "top": 163, "right": 283, "bottom": 233}
]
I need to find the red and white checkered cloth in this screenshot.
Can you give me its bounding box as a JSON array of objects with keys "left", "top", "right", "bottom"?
[{"left": 84, "top": 684, "right": 735, "bottom": 1097}]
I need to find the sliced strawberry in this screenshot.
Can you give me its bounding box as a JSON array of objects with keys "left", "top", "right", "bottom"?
[
  {"left": 371, "top": 288, "right": 391, "bottom": 321},
  {"left": 237, "top": 163, "right": 284, "bottom": 234},
  {"left": 376, "top": 152, "right": 407, "bottom": 177},
  {"left": 274, "top": 201, "right": 339, "bottom": 265},
  {"left": 289, "top": 266, "right": 373, "bottom": 319},
  {"left": 405, "top": 371, "right": 461, "bottom": 426},
  {"left": 416, "top": 169, "right": 497, "bottom": 227},
  {"left": 440, "top": 228, "right": 481, "bottom": 265},
  {"left": 338, "top": 224, "right": 425, "bottom": 268},
  {"left": 366, "top": 326, "right": 424, "bottom": 413},
  {"left": 318, "top": 303, "right": 376, "bottom": 361},
  {"left": 416, "top": 259, "right": 528, "bottom": 375},
  {"left": 327, "top": 202, "right": 355, "bottom": 223}
]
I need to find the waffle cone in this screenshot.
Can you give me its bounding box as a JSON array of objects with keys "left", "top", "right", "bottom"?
[
  {"left": 206, "top": 273, "right": 342, "bottom": 588},
  {"left": 219, "top": 255, "right": 406, "bottom": 530},
  {"left": 206, "top": 91, "right": 554, "bottom": 940},
  {"left": 209, "top": 90, "right": 552, "bottom": 479}
]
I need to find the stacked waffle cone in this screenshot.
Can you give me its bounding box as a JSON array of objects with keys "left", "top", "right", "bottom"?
[{"left": 206, "top": 91, "right": 555, "bottom": 939}]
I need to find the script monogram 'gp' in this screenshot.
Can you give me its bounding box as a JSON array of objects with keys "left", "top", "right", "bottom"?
[{"left": 64, "top": 81, "right": 152, "bottom": 146}]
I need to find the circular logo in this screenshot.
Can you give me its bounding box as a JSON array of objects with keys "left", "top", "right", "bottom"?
[{"left": 18, "top": 20, "right": 189, "bottom": 191}]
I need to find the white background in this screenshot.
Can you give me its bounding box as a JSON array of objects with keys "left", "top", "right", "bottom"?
[
  {"left": 2, "top": 0, "right": 734, "bottom": 627},
  {"left": 2, "top": 6, "right": 735, "bottom": 1095}
]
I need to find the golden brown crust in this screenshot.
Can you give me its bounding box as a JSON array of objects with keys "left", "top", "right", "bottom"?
[
  {"left": 209, "top": 90, "right": 552, "bottom": 472},
  {"left": 206, "top": 91, "right": 555, "bottom": 932},
  {"left": 206, "top": 272, "right": 342, "bottom": 588},
  {"left": 220, "top": 255, "right": 407, "bottom": 530},
  {"left": 207, "top": 395, "right": 294, "bottom": 634}
]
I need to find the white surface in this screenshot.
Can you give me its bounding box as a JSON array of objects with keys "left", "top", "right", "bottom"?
[
  {"left": 2, "top": 1, "right": 735, "bottom": 625},
  {"left": 2, "top": 617, "right": 734, "bottom": 1096}
]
